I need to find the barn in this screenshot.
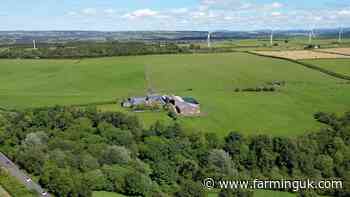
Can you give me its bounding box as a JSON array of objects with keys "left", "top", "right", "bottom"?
[{"left": 122, "top": 94, "right": 200, "bottom": 116}]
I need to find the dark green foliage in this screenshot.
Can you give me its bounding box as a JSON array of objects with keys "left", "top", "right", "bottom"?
[
  {"left": 168, "top": 110, "right": 178, "bottom": 120},
  {"left": 125, "top": 171, "right": 156, "bottom": 196},
  {"left": 175, "top": 179, "right": 205, "bottom": 197},
  {"left": 0, "top": 41, "right": 190, "bottom": 59},
  {"left": 0, "top": 106, "right": 349, "bottom": 197},
  {"left": 240, "top": 86, "right": 276, "bottom": 92},
  {"left": 218, "top": 189, "right": 254, "bottom": 197}
]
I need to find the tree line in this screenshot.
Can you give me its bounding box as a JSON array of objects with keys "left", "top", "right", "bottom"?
[
  {"left": 0, "top": 41, "right": 236, "bottom": 59},
  {"left": 0, "top": 42, "right": 189, "bottom": 59},
  {"left": 0, "top": 106, "right": 349, "bottom": 197}
]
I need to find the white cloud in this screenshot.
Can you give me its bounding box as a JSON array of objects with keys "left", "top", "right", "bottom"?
[
  {"left": 270, "top": 2, "right": 284, "bottom": 9},
  {"left": 104, "top": 9, "right": 115, "bottom": 15},
  {"left": 271, "top": 12, "right": 282, "bottom": 17},
  {"left": 240, "top": 3, "right": 253, "bottom": 9},
  {"left": 67, "top": 11, "right": 78, "bottom": 16},
  {"left": 61, "top": 2, "right": 350, "bottom": 31},
  {"left": 170, "top": 8, "right": 189, "bottom": 14},
  {"left": 199, "top": 0, "right": 244, "bottom": 10},
  {"left": 224, "top": 16, "right": 233, "bottom": 20},
  {"left": 82, "top": 8, "right": 97, "bottom": 15},
  {"left": 338, "top": 9, "right": 350, "bottom": 16},
  {"left": 123, "top": 9, "right": 158, "bottom": 19},
  {"left": 201, "top": 0, "right": 220, "bottom": 5},
  {"left": 191, "top": 11, "right": 207, "bottom": 19}
]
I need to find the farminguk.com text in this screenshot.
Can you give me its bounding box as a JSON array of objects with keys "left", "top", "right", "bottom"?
[{"left": 203, "top": 178, "right": 343, "bottom": 192}]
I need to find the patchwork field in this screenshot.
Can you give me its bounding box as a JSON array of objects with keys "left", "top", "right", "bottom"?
[
  {"left": 183, "top": 38, "right": 350, "bottom": 51},
  {"left": 1, "top": 52, "right": 350, "bottom": 136},
  {"left": 302, "top": 59, "right": 350, "bottom": 76},
  {"left": 253, "top": 50, "right": 350, "bottom": 60},
  {"left": 317, "top": 47, "right": 350, "bottom": 56}
]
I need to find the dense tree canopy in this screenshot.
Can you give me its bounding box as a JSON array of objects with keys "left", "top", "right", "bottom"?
[
  {"left": 0, "top": 106, "right": 349, "bottom": 196},
  {"left": 0, "top": 42, "right": 190, "bottom": 59}
]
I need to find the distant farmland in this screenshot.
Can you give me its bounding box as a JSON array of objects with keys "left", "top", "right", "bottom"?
[
  {"left": 253, "top": 50, "right": 350, "bottom": 60},
  {"left": 301, "top": 59, "right": 350, "bottom": 77},
  {"left": 0, "top": 52, "right": 349, "bottom": 136}
]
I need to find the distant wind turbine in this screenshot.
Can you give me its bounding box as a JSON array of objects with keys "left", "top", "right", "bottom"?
[
  {"left": 308, "top": 28, "right": 316, "bottom": 44},
  {"left": 33, "top": 40, "right": 36, "bottom": 49},
  {"left": 207, "top": 31, "right": 212, "bottom": 48},
  {"left": 308, "top": 13, "right": 317, "bottom": 44},
  {"left": 270, "top": 29, "right": 274, "bottom": 46},
  {"left": 339, "top": 26, "right": 344, "bottom": 43}
]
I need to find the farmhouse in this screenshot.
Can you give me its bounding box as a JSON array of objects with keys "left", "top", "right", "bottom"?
[
  {"left": 122, "top": 94, "right": 166, "bottom": 107},
  {"left": 122, "top": 94, "right": 200, "bottom": 116}
]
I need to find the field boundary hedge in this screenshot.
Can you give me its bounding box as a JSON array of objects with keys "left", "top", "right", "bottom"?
[{"left": 246, "top": 51, "right": 350, "bottom": 81}]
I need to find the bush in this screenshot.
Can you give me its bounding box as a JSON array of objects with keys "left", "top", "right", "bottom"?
[
  {"left": 241, "top": 86, "right": 276, "bottom": 92},
  {"left": 168, "top": 111, "right": 178, "bottom": 120}
]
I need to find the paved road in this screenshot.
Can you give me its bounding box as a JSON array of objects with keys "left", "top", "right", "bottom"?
[{"left": 0, "top": 152, "right": 50, "bottom": 197}]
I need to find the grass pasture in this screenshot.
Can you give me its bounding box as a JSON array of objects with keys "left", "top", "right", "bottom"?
[
  {"left": 144, "top": 53, "right": 350, "bottom": 136},
  {"left": 0, "top": 58, "right": 147, "bottom": 109},
  {"left": 253, "top": 190, "right": 296, "bottom": 197},
  {"left": 207, "top": 190, "right": 297, "bottom": 197},
  {"left": 0, "top": 52, "right": 350, "bottom": 136},
  {"left": 302, "top": 59, "right": 350, "bottom": 77},
  {"left": 92, "top": 191, "right": 126, "bottom": 197}
]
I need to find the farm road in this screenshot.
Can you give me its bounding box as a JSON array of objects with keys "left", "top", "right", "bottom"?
[{"left": 0, "top": 152, "right": 50, "bottom": 197}]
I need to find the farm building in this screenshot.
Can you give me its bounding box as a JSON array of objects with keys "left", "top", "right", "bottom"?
[
  {"left": 122, "top": 94, "right": 200, "bottom": 116},
  {"left": 168, "top": 96, "right": 201, "bottom": 116},
  {"left": 122, "top": 94, "right": 166, "bottom": 107}
]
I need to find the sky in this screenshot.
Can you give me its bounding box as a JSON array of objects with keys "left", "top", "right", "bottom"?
[{"left": 0, "top": 0, "right": 349, "bottom": 31}]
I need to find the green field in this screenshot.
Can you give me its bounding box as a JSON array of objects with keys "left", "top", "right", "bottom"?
[
  {"left": 0, "top": 58, "right": 146, "bottom": 109},
  {"left": 1, "top": 52, "right": 350, "bottom": 136},
  {"left": 94, "top": 190, "right": 296, "bottom": 197},
  {"left": 92, "top": 191, "right": 126, "bottom": 197},
  {"left": 302, "top": 59, "right": 350, "bottom": 76},
  {"left": 253, "top": 190, "right": 296, "bottom": 197},
  {"left": 207, "top": 190, "right": 296, "bottom": 197}
]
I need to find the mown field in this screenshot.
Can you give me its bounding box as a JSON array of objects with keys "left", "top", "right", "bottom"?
[
  {"left": 302, "top": 59, "right": 350, "bottom": 76},
  {"left": 0, "top": 52, "right": 349, "bottom": 136}
]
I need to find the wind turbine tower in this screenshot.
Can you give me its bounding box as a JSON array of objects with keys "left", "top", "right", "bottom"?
[
  {"left": 207, "top": 31, "right": 212, "bottom": 48},
  {"left": 270, "top": 30, "right": 274, "bottom": 46},
  {"left": 308, "top": 29, "right": 315, "bottom": 44},
  {"left": 339, "top": 27, "right": 343, "bottom": 43},
  {"left": 308, "top": 31, "right": 312, "bottom": 44},
  {"left": 33, "top": 40, "right": 37, "bottom": 49}
]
